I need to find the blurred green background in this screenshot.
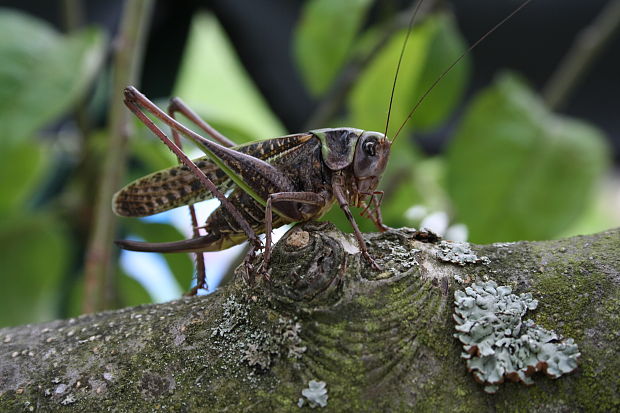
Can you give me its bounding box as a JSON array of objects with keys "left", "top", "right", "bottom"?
[{"left": 0, "top": 0, "right": 618, "bottom": 327}]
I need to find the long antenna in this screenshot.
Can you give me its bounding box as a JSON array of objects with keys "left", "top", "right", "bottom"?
[
  {"left": 391, "top": 0, "right": 533, "bottom": 143},
  {"left": 384, "top": 0, "right": 425, "bottom": 140}
]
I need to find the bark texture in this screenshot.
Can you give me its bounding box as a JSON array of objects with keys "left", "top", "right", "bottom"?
[{"left": 0, "top": 223, "right": 618, "bottom": 412}]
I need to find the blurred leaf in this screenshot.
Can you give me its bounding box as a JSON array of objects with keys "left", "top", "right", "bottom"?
[
  {"left": 349, "top": 14, "right": 468, "bottom": 137},
  {"left": 129, "top": 126, "right": 178, "bottom": 175},
  {"left": 410, "top": 14, "right": 469, "bottom": 129},
  {"left": 558, "top": 179, "right": 620, "bottom": 238},
  {"left": 118, "top": 269, "right": 153, "bottom": 307},
  {"left": 0, "top": 213, "right": 68, "bottom": 326},
  {"left": 64, "top": 268, "right": 152, "bottom": 316},
  {"left": 0, "top": 140, "right": 48, "bottom": 213},
  {"left": 294, "top": 0, "right": 373, "bottom": 95},
  {"left": 175, "top": 13, "right": 284, "bottom": 140},
  {"left": 0, "top": 9, "right": 105, "bottom": 141},
  {"left": 376, "top": 155, "right": 456, "bottom": 231},
  {"left": 446, "top": 73, "right": 609, "bottom": 243},
  {"left": 124, "top": 220, "right": 194, "bottom": 290},
  {"left": 377, "top": 142, "right": 424, "bottom": 227},
  {"left": 321, "top": 204, "right": 375, "bottom": 233},
  {"left": 64, "top": 274, "right": 85, "bottom": 319},
  {"left": 349, "top": 26, "right": 426, "bottom": 135}
]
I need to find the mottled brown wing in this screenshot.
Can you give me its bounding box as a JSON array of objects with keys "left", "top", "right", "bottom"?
[
  {"left": 112, "top": 156, "right": 231, "bottom": 217},
  {"left": 112, "top": 133, "right": 314, "bottom": 217}
]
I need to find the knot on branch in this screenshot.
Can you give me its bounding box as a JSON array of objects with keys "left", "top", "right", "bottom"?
[{"left": 266, "top": 222, "right": 348, "bottom": 304}]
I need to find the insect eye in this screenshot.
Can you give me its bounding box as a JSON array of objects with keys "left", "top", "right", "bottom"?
[{"left": 363, "top": 140, "right": 377, "bottom": 156}]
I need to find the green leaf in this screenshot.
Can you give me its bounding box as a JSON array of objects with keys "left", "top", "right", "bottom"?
[
  {"left": 410, "top": 14, "right": 469, "bottom": 129},
  {"left": 377, "top": 142, "right": 424, "bottom": 227},
  {"left": 294, "top": 0, "right": 373, "bottom": 95},
  {"left": 446, "top": 73, "right": 609, "bottom": 243},
  {"left": 349, "top": 14, "right": 468, "bottom": 137},
  {"left": 174, "top": 13, "right": 285, "bottom": 140},
  {"left": 0, "top": 9, "right": 105, "bottom": 142},
  {"left": 0, "top": 140, "right": 48, "bottom": 213},
  {"left": 123, "top": 220, "right": 194, "bottom": 291},
  {"left": 130, "top": 125, "right": 179, "bottom": 174},
  {"left": 63, "top": 268, "right": 152, "bottom": 315},
  {"left": 0, "top": 213, "right": 68, "bottom": 327},
  {"left": 118, "top": 269, "right": 153, "bottom": 308}
]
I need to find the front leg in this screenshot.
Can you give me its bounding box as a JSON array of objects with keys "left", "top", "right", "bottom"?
[
  {"left": 360, "top": 191, "right": 391, "bottom": 232},
  {"left": 332, "top": 177, "right": 382, "bottom": 270}
]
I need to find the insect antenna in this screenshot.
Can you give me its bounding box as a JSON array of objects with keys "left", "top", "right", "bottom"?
[
  {"left": 390, "top": 0, "right": 533, "bottom": 143},
  {"left": 384, "top": 0, "right": 425, "bottom": 140}
]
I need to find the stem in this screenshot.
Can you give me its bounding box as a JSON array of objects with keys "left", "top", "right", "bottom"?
[
  {"left": 61, "top": 0, "right": 83, "bottom": 32},
  {"left": 543, "top": 0, "right": 620, "bottom": 111},
  {"left": 61, "top": 0, "right": 94, "bottom": 142},
  {"left": 83, "top": 0, "right": 154, "bottom": 313}
]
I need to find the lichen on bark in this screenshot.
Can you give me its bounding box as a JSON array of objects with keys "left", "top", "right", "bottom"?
[{"left": 0, "top": 224, "right": 618, "bottom": 412}]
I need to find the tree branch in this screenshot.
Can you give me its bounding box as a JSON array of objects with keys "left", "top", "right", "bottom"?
[{"left": 1, "top": 224, "right": 618, "bottom": 411}]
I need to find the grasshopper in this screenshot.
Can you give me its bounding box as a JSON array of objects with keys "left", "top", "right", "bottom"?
[
  {"left": 115, "top": 88, "right": 390, "bottom": 280},
  {"left": 113, "top": 0, "right": 532, "bottom": 292}
]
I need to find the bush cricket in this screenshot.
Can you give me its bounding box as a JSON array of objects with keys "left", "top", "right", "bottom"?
[{"left": 113, "top": 0, "right": 532, "bottom": 293}]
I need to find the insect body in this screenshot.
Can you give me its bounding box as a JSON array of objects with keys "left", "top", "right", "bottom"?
[
  {"left": 114, "top": 123, "right": 389, "bottom": 256},
  {"left": 114, "top": 0, "right": 532, "bottom": 289},
  {"left": 115, "top": 88, "right": 391, "bottom": 284}
]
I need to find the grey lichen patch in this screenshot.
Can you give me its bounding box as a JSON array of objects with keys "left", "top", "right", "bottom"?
[
  {"left": 297, "top": 380, "right": 328, "bottom": 408},
  {"left": 437, "top": 241, "right": 490, "bottom": 266},
  {"left": 209, "top": 295, "right": 305, "bottom": 372},
  {"left": 366, "top": 231, "right": 421, "bottom": 274},
  {"left": 454, "top": 281, "right": 580, "bottom": 393},
  {"left": 241, "top": 317, "right": 306, "bottom": 369},
  {"left": 452, "top": 272, "right": 472, "bottom": 285},
  {"left": 211, "top": 295, "right": 248, "bottom": 337},
  {"left": 387, "top": 244, "right": 419, "bottom": 272}
]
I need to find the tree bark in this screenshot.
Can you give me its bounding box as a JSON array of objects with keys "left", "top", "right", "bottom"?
[{"left": 1, "top": 223, "right": 618, "bottom": 412}]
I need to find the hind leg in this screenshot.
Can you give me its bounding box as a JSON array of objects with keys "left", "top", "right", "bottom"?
[
  {"left": 168, "top": 97, "right": 235, "bottom": 147},
  {"left": 123, "top": 87, "right": 262, "bottom": 286}
]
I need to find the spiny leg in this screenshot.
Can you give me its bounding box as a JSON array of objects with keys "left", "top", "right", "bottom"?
[
  {"left": 332, "top": 175, "right": 382, "bottom": 270},
  {"left": 168, "top": 103, "right": 207, "bottom": 295},
  {"left": 124, "top": 87, "right": 263, "bottom": 282},
  {"left": 360, "top": 191, "right": 390, "bottom": 232},
  {"left": 359, "top": 191, "right": 382, "bottom": 219},
  {"left": 168, "top": 97, "right": 235, "bottom": 147},
  {"left": 359, "top": 190, "right": 433, "bottom": 241},
  {"left": 168, "top": 99, "right": 239, "bottom": 293},
  {"left": 263, "top": 191, "right": 328, "bottom": 268}
]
